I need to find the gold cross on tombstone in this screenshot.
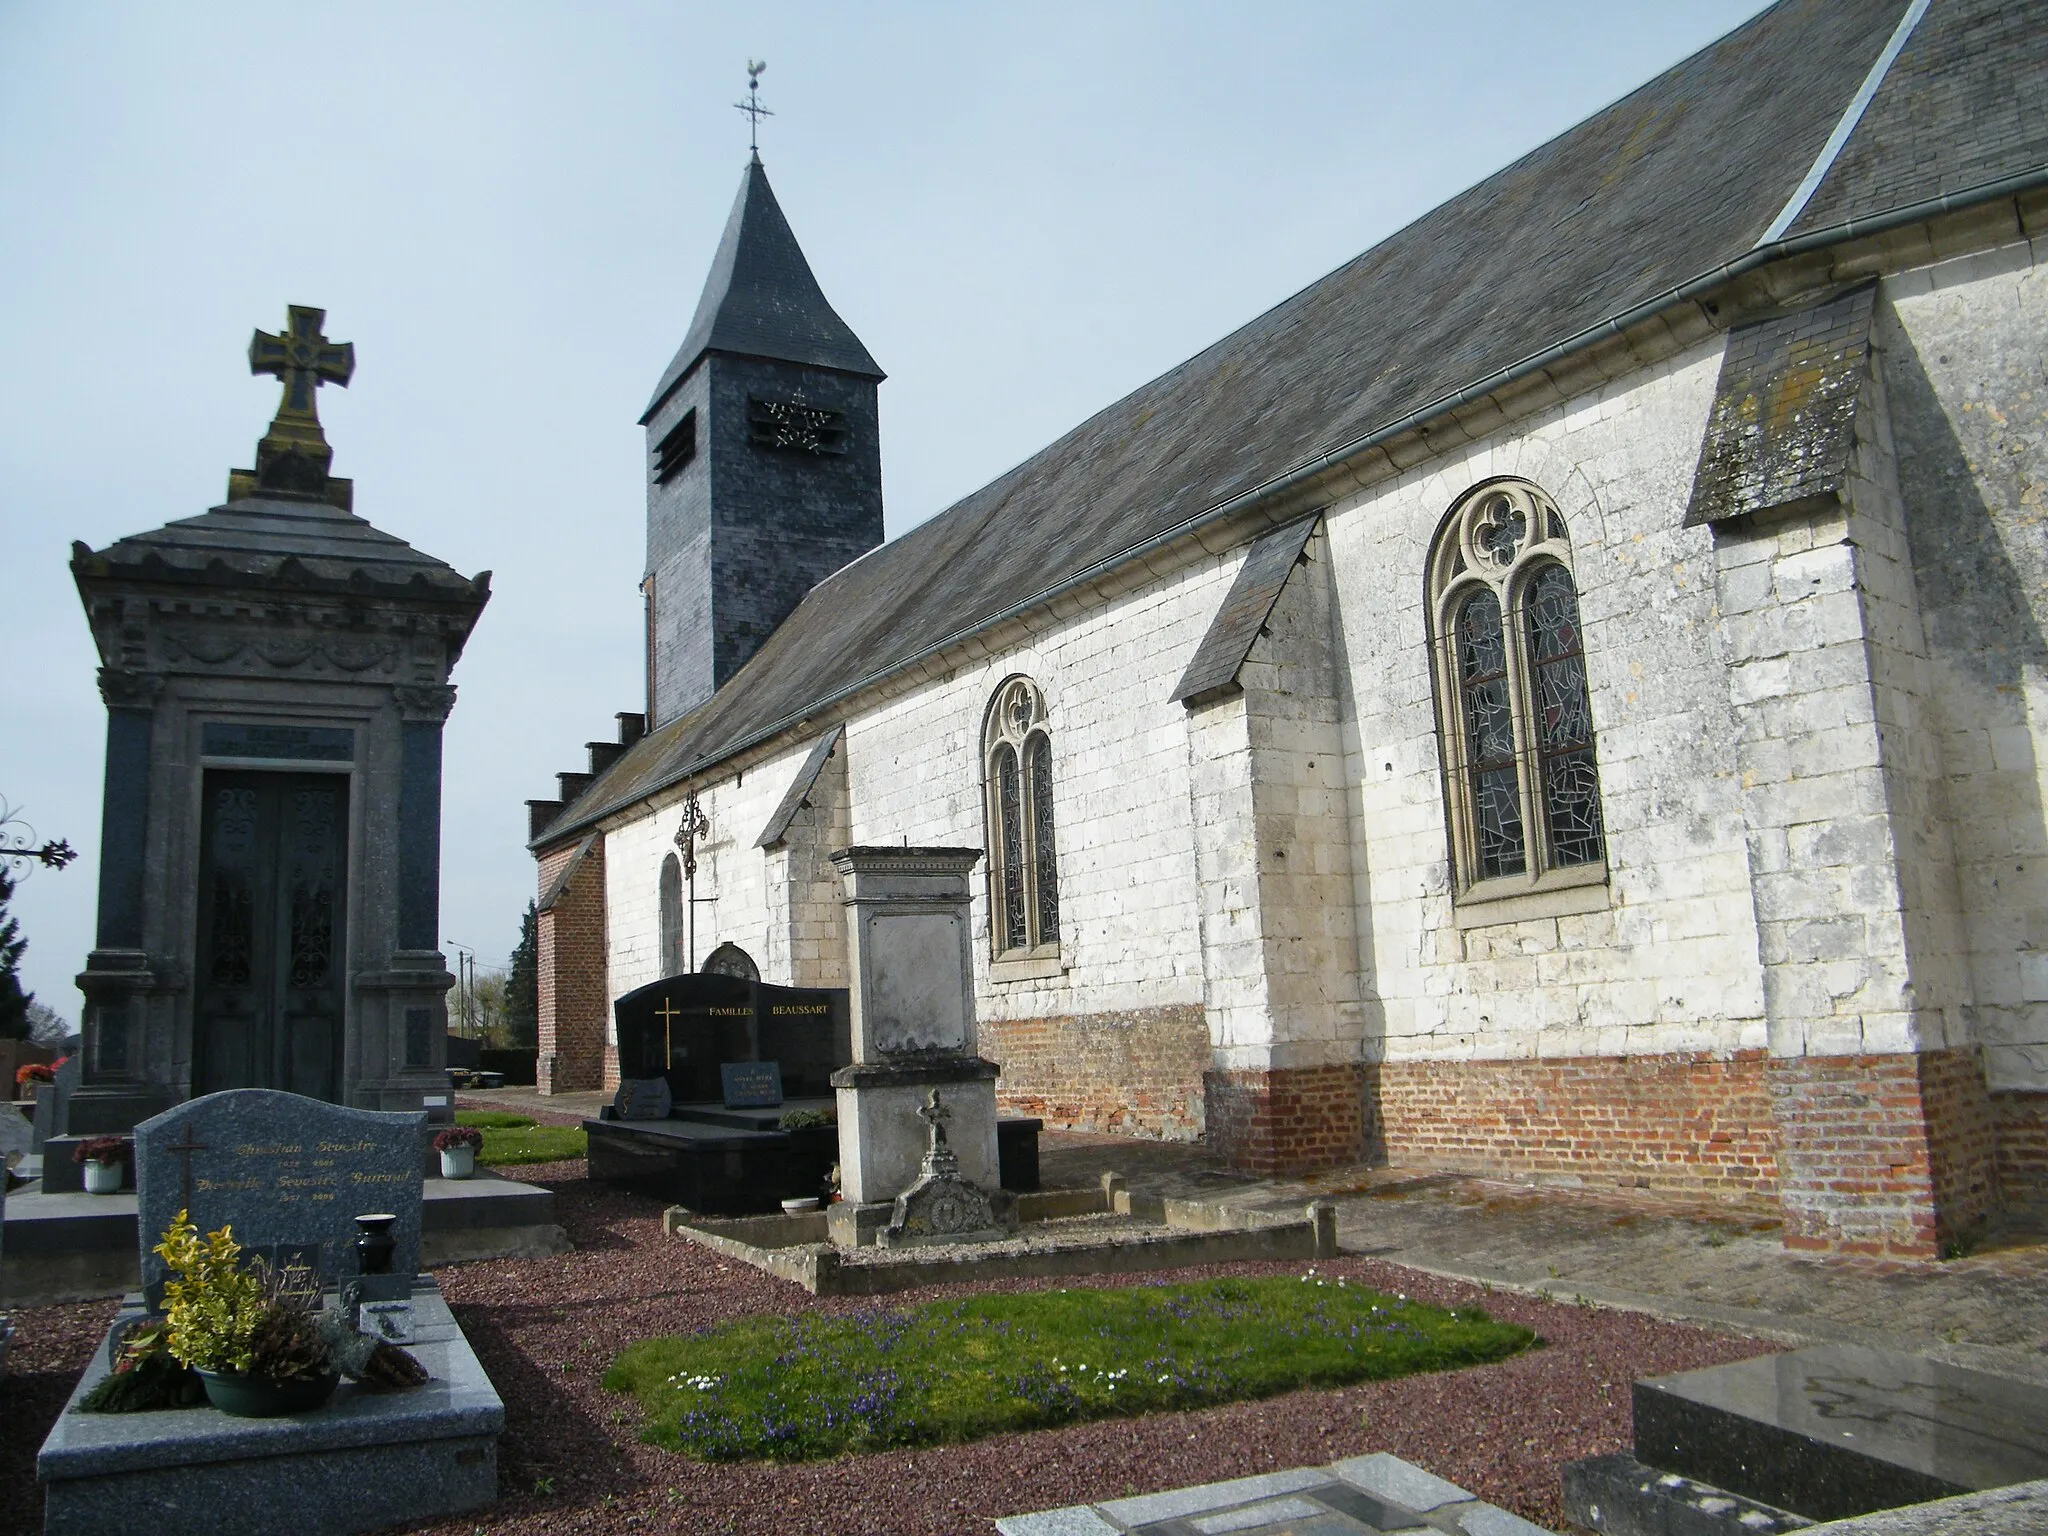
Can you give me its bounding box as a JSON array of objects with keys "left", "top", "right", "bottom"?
[
  {"left": 232, "top": 304, "right": 355, "bottom": 505},
  {"left": 656, "top": 998, "right": 682, "bottom": 1068}
]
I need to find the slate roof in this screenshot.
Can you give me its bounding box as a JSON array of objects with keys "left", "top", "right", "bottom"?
[
  {"left": 73, "top": 495, "right": 489, "bottom": 604},
  {"left": 642, "top": 157, "right": 885, "bottom": 423},
  {"left": 539, "top": 0, "right": 2048, "bottom": 848}
]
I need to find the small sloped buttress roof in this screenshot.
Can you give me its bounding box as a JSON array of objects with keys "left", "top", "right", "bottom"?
[{"left": 642, "top": 157, "right": 885, "bottom": 421}]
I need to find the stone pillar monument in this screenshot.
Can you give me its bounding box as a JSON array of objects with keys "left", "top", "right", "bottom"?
[
  {"left": 827, "top": 847, "right": 1007, "bottom": 1246},
  {"left": 61, "top": 305, "right": 489, "bottom": 1152}
]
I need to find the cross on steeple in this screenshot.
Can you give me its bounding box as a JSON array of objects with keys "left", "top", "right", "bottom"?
[
  {"left": 230, "top": 304, "right": 356, "bottom": 508},
  {"left": 734, "top": 60, "right": 772, "bottom": 159}
]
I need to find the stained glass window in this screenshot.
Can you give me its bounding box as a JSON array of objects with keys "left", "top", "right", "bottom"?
[
  {"left": 996, "top": 743, "right": 1027, "bottom": 950},
  {"left": 1027, "top": 733, "right": 1060, "bottom": 944},
  {"left": 1431, "top": 480, "right": 1606, "bottom": 897},
  {"left": 1526, "top": 564, "right": 1604, "bottom": 867},
  {"left": 986, "top": 678, "right": 1061, "bottom": 956},
  {"left": 1458, "top": 591, "right": 1526, "bottom": 878}
]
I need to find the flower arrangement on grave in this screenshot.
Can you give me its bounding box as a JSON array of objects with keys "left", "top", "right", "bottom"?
[
  {"left": 78, "top": 1318, "right": 206, "bottom": 1413},
  {"left": 73, "top": 1136, "right": 128, "bottom": 1167},
  {"left": 15, "top": 1061, "right": 54, "bottom": 1093},
  {"left": 776, "top": 1107, "right": 836, "bottom": 1131},
  {"left": 432, "top": 1126, "right": 484, "bottom": 1154},
  {"left": 147, "top": 1210, "right": 431, "bottom": 1415},
  {"left": 154, "top": 1210, "right": 270, "bottom": 1376}
]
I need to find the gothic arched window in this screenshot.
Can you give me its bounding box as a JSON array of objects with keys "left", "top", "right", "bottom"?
[
  {"left": 658, "top": 853, "right": 684, "bottom": 977},
  {"left": 1428, "top": 479, "right": 1606, "bottom": 903},
  {"left": 984, "top": 676, "right": 1061, "bottom": 958}
]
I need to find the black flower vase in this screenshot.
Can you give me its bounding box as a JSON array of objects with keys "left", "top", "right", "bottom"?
[{"left": 352, "top": 1213, "right": 398, "bottom": 1276}]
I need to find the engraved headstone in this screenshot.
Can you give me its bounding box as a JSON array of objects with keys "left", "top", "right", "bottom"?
[
  {"left": 0, "top": 1102, "right": 34, "bottom": 1169},
  {"left": 612, "top": 1077, "right": 673, "bottom": 1121},
  {"left": 134, "top": 1089, "right": 425, "bottom": 1291},
  {"left": 613, "top": 974, "right": 848, "bottom": 1103},
  {"left": 33, "top": 1054, "right": 80, "bottom": 1154}
]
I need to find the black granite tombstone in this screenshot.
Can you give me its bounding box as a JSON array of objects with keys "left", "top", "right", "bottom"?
[
  {"left": 1564, "top": 1344, "right": 2048, "bottom": 1533},
  {"left": 612, "top": 974, "right": 848, "bottom": 1104}
]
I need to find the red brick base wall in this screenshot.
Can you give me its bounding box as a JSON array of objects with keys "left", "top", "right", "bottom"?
[
  {"left": 535, "top": 836, "right": 609, "bottom": 1095},
  {"left": 1917, "top": 1045, "right": 1999, "bottom": 1234},
  {"left": 1992, "top": 1089, "right": 2048, "bottom": 1211},
  {"left": 1366, "top": 1053, "right": 1778, "bottom": 1202},
  {"left": 985, "top": 1006, "right": 1209, "bottom": 1141},
  {"left": 1768, "top": 1047, "right": 1995, "bottom": 1259},
  {"left": 1205, "top": 1064, "right": 1366, "bottom": 1175}
]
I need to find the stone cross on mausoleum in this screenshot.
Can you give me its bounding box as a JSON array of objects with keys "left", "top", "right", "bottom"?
[{"left": 231, "top": 304, "right": 357, "bottom": 509}]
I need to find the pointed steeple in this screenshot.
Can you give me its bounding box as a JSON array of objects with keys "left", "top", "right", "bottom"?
[{"left": 641, "top": 159, "right": 883, "bottom": 423}]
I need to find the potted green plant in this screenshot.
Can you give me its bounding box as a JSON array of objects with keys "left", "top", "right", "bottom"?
[
  {"left": 434, "top": 1124, "right": 483, "bottom": 1179},
  {"left": 154, "top": 1209, "right": 339, "bottom": 1417},
  {"left": 74, "top": 1136, "right": 128, "bottom": 1194}
]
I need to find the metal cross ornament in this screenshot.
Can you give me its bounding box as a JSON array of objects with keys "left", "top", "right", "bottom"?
[
  {"left": 674, "top": 791, "right": 712, "bottom": 970},
  {"left": 734, "top": 60, "right": 772, "bottom": 156}
]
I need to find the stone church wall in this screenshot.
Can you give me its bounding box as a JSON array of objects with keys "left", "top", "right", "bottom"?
[
  {"left": 839, "top": 557, "right": 1231, "bottom": 1139},
  {"left": 1330, "top": 341, "right": 1768, "bottom": 1063},
  {"left": 1887, "top": 240, "right": 2048, "bottom": 1208}
]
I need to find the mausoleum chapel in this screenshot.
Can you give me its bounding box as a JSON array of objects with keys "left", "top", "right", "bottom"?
[{"left": 528, "top": 0, "right": 2048, "bottom": 1259}]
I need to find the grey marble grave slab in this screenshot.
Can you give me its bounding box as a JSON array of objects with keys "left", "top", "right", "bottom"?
[
  {"left": 135, "top": 1089, "right": 424, "bottom": 1286},
  {"left": 37, "top": 1277, "right": 499, "bottom": 1536},
  {"left": 996, "top": 1454, "right": 1557, "bottom": 1535},
  {"left": 1634, "top": 1346, "right": 2048, "bottom": 1522}
]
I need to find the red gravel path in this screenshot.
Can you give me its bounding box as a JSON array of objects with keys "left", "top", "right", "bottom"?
[{"left": 0, "top": 1162, "right": 1774, "bottom": 1536}]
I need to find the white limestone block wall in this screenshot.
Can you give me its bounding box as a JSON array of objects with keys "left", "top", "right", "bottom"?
[
  {"left": 839, "top": 552, "right": 1233, "bottom": 1027},
  {"left": 1887, "top": 241, "right": 2048, "bottom": 1090},
  {"left": 1327, "top": 340, "right": 1769, "bottom": 1066},
  {"left": 602, "top": 736, "right": 824, "bottom": 1014}
]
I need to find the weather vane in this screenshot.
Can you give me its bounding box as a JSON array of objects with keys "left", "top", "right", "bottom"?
[{"left": 734, "top": 59, "right": 772, "bottom": 157}]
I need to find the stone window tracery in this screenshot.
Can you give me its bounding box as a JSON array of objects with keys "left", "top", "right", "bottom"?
[
  {"left": 983, "top": 676, "right": 1060, "bottom": 959},
  {"left": 1428, "top": 479, "right": 1606, "bottom": 905}
]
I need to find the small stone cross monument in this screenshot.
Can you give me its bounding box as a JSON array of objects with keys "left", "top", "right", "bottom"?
[{"left": 877, "top": 1087, "right": 1010, "bottom": 1247}]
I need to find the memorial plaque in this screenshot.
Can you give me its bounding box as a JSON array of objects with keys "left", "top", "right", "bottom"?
[
  {"left": 613, "top": 974, "right": 848, "bottom": 1104},
  {"left": 613, "top": 1077, "right": 673, "bottom": 1121},
  {"left": 720, "top": 1060, "right": 783, "bottom": 1109},
  {"left": 134, "top": 1088, "right": 425, "bottom": 1291}
]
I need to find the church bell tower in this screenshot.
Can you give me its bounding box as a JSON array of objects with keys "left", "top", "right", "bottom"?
[{"left": 639, "top": 154, "right": 886, "bottom": 727}]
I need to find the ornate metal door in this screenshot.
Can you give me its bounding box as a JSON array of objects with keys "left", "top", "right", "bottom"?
[{"left": 193, "top": 771, "right": 348, "bottom": 1100}]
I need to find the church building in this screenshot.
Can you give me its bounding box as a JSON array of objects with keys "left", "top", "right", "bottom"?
[{"left": 531, "top": 0, "right": 2048, "bottom": 1258}]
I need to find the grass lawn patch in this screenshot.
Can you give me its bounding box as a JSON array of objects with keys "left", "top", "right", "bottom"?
[
  {"left": 606, "top": 1271, "right": 1536, "bottom": 1461},
  {"left": 475, "top": 1122, "right": 586, "bottom": 1166},
  {"left": 455, "top": 1110, "right": 537, "bottom": 1130}
]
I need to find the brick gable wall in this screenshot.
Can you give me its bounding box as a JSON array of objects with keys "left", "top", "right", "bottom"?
[{"left": 536, "top": 835, "right": 609, "bottom": 1094}]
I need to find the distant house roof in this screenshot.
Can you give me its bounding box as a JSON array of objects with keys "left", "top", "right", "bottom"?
[
  {"left": 541, "top": 0, "right": 2048, "bottom": 848},
  {"left": 642, "top": 156, "right": 885, "bottom": 423}
]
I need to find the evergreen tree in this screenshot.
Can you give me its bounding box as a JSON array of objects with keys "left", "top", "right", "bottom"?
[
  {"left": 0, "top": 866, "right": 33, "bottom": 1040},
  {"left": 505, "top": 900, "right": 538, "bottom": 1048}
]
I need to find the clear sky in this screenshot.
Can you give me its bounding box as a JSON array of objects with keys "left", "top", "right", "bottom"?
[{"left": 1, "top": 2, "right": 1766, "bottom": 1018}]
